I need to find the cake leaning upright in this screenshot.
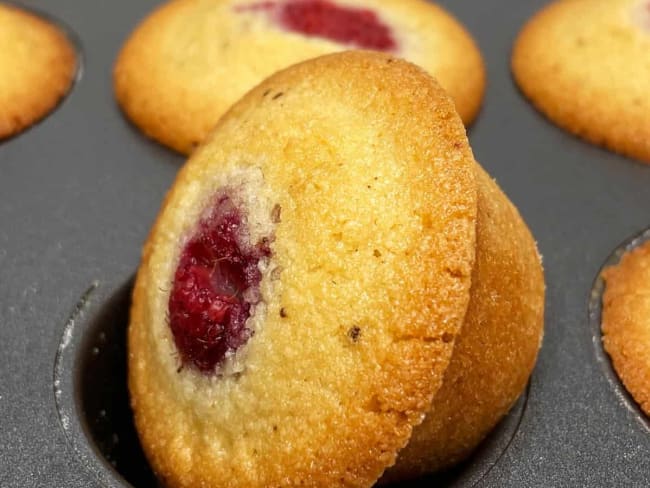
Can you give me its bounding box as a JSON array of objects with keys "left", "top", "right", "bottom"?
[{"left": 128, "top": 51, "right": 480, "bottom": 488}]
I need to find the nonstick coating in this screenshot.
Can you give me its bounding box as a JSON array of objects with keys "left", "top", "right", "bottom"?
[{"left": 1, "top": 0, "right": 649, "bottom": 486}]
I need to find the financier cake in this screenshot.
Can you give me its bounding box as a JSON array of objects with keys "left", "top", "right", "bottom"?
[
  {"left": 128, "top": 52, "right": 544, "bottom": 487},
  {"left": 114, "top": 0, "right": 485, "bottom": 154},
  {"left": 0, "top": 3, "right": 76, "bottom": 140},
  {"left": 601, "top": 239, "right": 650, "bottom": 416},
  {"left": 512, "top": 0, "right": 650, "bottom": 163},
  {"left": 383, "top": 163, "right": 544, "bottom": 480}
]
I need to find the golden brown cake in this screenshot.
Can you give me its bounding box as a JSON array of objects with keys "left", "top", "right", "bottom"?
[
  {"left": 128, "top": 51, "right": 543, "bottom": 487},
  {"left": 0, "top": 3, "right": 76, "bottom": 139},
  {"left": 512, "top": 0, "right": 650, "bottom": 163},
  {"left": 129, "top": 51, "right": 478, "bottom": 488},
  {"left": 384, "top": 165, "right": 545, "bottom": 480},
  {"left": 601, "top": 240, "right": 650, "bottom": 416},
  {"left": 114, "top": 0, "right": 485, "bottom": 154}
]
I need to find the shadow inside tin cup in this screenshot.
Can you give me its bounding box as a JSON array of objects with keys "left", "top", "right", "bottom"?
[
  {"left": 589, "top": 227, "right": 650, "bottom": 434},
  {"left": 74, "top": 278, "right": 158, "bottom": 487},
  {"left": 58, "top": 277, "right": 529, "bottom": 488}
]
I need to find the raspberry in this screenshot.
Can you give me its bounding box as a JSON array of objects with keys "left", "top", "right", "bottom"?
[
  {"left": 238, "top": 0, "right": 397, "bottom": 51},
  {"left": 168, "top": 194, "right": 271, "bottom": 373}
]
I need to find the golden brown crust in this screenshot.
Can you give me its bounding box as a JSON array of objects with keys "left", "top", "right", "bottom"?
[
  {"left": 0, "top": 4, "right": 76, "bottom": 139},
  {"left": 129, "top": 51, "right": 478, "bottom": 487},
  {"left": 114, "top": 0, "right": 485, "bottom": 154},
  {"left": 512, "top": 0, "right": 650, "bottom": 163},
  {"left": 384, "top": 165, "right": 545, "bottom": 481},
  {"left": 602, "top": 240, "right": 650, "bottom": 416}
]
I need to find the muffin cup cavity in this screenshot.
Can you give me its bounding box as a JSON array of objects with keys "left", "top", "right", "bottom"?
[
  {"left": 589, "top": 227, "right": 650, "bottom": 433},
  {"left": 54, "top": 278, "right": 528, "bottom": 488},
  {"left": 54, "top": 279, "right": 158, "bottom": 488}
]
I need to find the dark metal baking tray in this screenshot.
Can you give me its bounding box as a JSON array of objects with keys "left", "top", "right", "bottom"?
[{"left": 1, "top": 0, "right": 650, "bottom": 486}]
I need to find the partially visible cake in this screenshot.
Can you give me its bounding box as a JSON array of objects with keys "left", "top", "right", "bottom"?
[
  {"left": 0, "top": 3, "right": 76, "bottom": 139},
  {"left": 513, "top": 0, "right": 650, "bottom": 163},
  {"left": 385, "top": 164, "right": 545, "bottom": 480},
  {"left": 114, "top": 0, "right": 485, "bottom": 154},
  {"left": 602, "top": 240, "right": 650, "bottom": 415}
]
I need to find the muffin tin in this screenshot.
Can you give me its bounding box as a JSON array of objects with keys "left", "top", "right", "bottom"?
[{"left": 1, "top": 0, "right": 650, "bottom": 486}]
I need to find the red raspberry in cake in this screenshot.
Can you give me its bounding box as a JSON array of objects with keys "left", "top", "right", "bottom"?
[
  {"left": 237, "top": 0, "right": 397, "bottom": 51},
  {"left": 169, "top": 193, "right": 271, "bottom": 373}
]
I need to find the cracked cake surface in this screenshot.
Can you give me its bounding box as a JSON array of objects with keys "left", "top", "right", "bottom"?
[{"left": 383, "top": 165, "right": 544, "bottom": 480}]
